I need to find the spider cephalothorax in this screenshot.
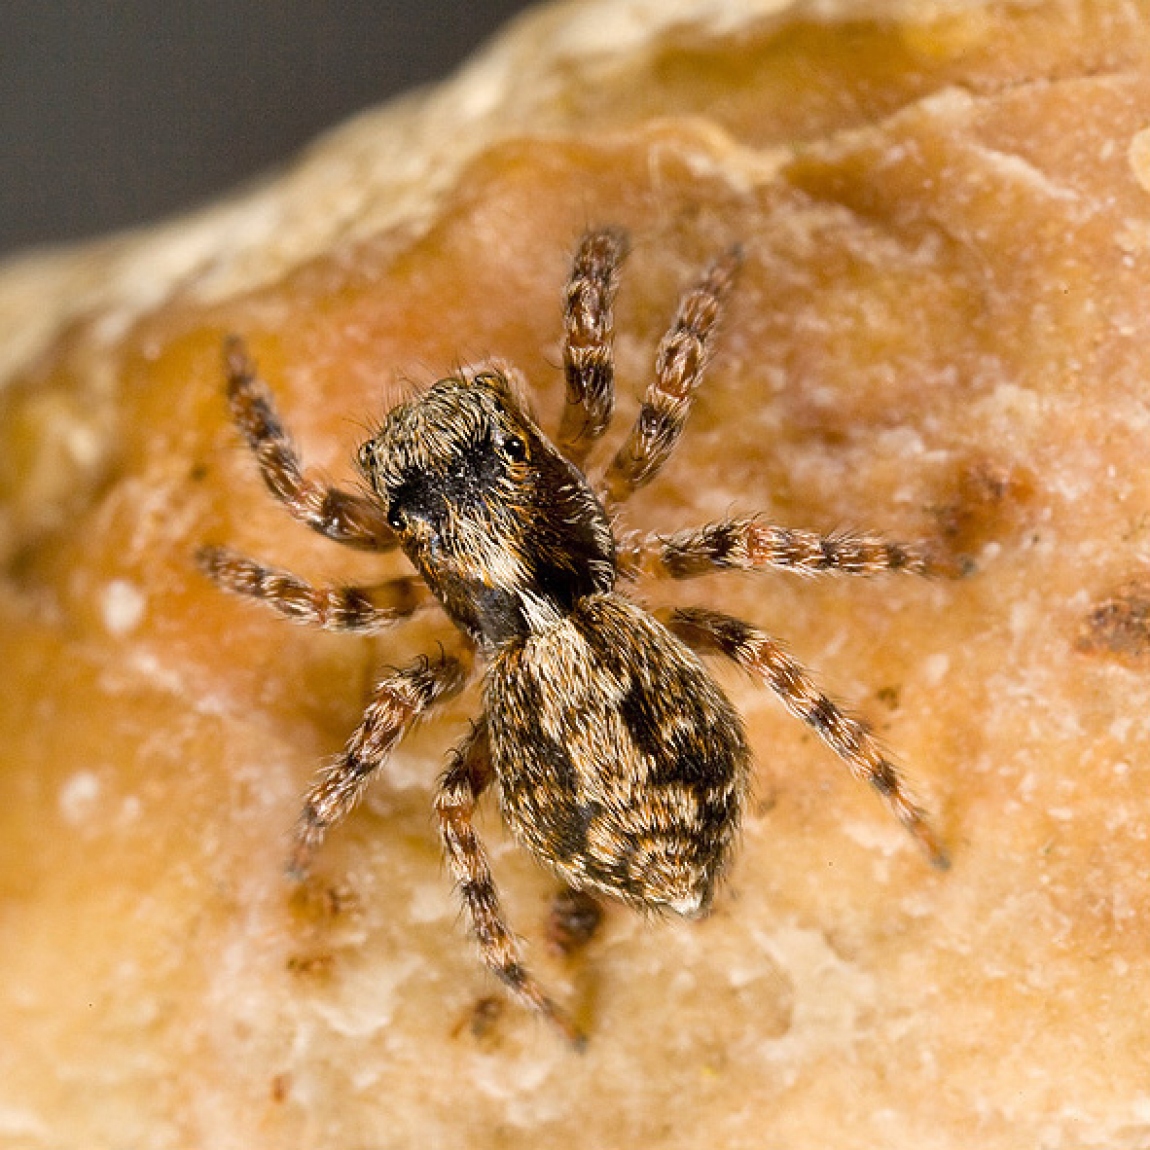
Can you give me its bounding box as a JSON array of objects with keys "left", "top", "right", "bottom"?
[
  {"left": 199, "top": 227, "right": 946, "bottom": 1046},
  {"left": 359, "top": 368, "right": 615, "bottom": 646}
]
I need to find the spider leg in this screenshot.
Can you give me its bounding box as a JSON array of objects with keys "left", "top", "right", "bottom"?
[
  {"left": 556, "top": 227, "right": 630, "bottom": 467},
  {"left": 289, "top": 651, "right": 469, "bottom": 877},
  {"left": 222, "top": 336, "right": 397, "bottom": 551},
  {"left": 196, "top": 545, "right": 429, "bottom": 632},
  {"left": 662, "top": 606, "right": 949, "bottom": 869},
  {"left": 618, "top": 519, "right": 935, "bottom": 582},
  {"left": 599, "top": 245, "right": 741, "bottom": 509},
  {"left": 435, "top": 720, "right": 585, "bottom": 1048}
]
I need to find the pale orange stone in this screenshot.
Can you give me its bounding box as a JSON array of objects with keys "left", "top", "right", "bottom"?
[{"left": 3, "top": 2, "right": 1150, "bottom": 1147}]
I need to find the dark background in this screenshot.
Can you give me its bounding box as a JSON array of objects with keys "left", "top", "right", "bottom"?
[{"left": 0, "top": 2, "right": 538, "bottom": 260}]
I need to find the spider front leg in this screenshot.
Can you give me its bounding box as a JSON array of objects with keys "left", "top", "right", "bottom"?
[
  {"left": 663, "top": 606, "right": 949, "bottom": 869},
  {"left": 600, "top": 244, "right": 742, "bottom": 509},
  {"left": 197, "top": 546, "right": 429, "bottom": 631},
  {"left": 557, "top": 227, "right": 630, "bottom": 466},
  {"left": 435, "top": 720, "right": 585, "bottom": 1048},
  {"left": 289, "top": 651, "right": 469, "bottom": 878},
  {"left": 222, "top": 336, "right": 397, "bottom": 551},
  {"left": 618, "top": 518, "right": 935, "bottom": 582}
]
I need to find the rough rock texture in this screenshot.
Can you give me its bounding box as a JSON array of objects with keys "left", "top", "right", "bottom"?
[{"left": 4, "top": 1, "right": 1150, "bottom": 1147}]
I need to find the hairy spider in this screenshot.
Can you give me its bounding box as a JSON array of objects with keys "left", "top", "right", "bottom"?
[{"left": 198, "top": 228, "right": 947, "bottom": 1047}]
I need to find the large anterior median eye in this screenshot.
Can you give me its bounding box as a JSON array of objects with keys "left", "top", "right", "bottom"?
[
  {"left": 387, "top": 504, "right": 406, "bottom": 532},
  {"left": 498, "top": 433, "right": 528, "bottom": 464}
]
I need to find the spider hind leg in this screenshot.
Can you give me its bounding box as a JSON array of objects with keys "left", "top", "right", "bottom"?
[
  {"left": 436, "top": 721, "right": 585, "bottom": 1048},
  {"left": 664, "top": 606, "right": 949, "bottom": 869}
]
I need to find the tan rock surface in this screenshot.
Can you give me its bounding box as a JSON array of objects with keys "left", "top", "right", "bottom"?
[{"left": 4, "top": 1, "right": 1150, "bottom": 1147}]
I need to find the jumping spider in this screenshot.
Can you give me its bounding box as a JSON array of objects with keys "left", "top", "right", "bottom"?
[{"left": 199, "top": 228, "right": 947, "bottom": 1046}]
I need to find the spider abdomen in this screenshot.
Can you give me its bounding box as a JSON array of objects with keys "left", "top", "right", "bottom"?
[{"left": 486, "top": 593, "right": 750, "bottom": 916}]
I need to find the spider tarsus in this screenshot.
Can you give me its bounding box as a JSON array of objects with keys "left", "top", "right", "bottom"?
[
  {"left": 882, "top": 783, "right": 950, "bottom": 871},
  {"left": 913, "top": 817, "right": 951, "bottom": 871},
  {"left": 223, "top": 332, "right": 254, "bottom": 381},
  {"left": 542, "top": 1001, "right": 588, "bottom": 1051},
  {"left": 712, "top": 241, "right": 745, "bottom": 283},
  {"left": 548, "top": 886, "right": 603, "bottom": 956},
  {"left": 286, "top": 816, "right": 325, "bottom": 881},
  {"left": 194, "top": 543, "right": 223, "bottom": 576},
  {"left": 889, "top": 789, "right": 950, "bottom": 869}
]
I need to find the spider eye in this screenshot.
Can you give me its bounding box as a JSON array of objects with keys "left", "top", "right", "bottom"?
[
  {"left": 387, "top": 505, "right": 406, "bottom": 532},
  {"left": 499, "top": 434, "right": 528, "bottom": 464}
]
